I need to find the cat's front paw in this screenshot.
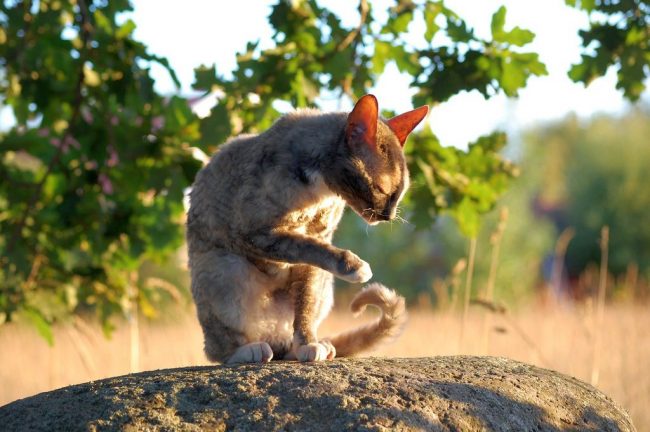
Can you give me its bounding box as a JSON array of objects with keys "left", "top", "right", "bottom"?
[
  {"left": 295, "top": 341, "right": 336, "bottom": 362},
  {"left": 226, "top": 342, "right": 274, "bottom": 365},
  {"left": 335, "top": 251, "right": 373, "bottom": 283}
]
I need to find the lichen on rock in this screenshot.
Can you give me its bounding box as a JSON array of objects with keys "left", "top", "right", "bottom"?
[{"left": 0, "top": 356, "right": 636, "bottom": 431}]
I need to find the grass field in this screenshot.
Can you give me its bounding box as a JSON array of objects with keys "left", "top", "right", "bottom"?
[{"left": 1, "top": 301, "right": 648, "bottom": 431}]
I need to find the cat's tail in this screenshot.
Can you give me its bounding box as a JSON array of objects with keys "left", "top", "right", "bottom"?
[{"left": 327, "top": 283, "right": 407, "bottom": 357}]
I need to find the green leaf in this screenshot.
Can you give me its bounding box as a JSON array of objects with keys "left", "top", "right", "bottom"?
[
  {"left": 93, "top": 10, "right": 114, "bottom": 35},
  {"left": 491, "top": 6, "right": 507, "bottom": 41},
  {"left": 391, "top": 45, "right": 420, "bottom": 75},
  {"left": 568, "top": 53, "right": 611, "bottom": 85},
  {"left": 455, "top": 197, "right": 480, "bottom": 238},
  {"left": 513, "top": 52, "right": 547, "bottom": 76},
  {"left": 373, "top": 40, "right": 391, "bottom": 75},
  {"left": 447, "top": 19, "right": 474, "bottom": 43},
  {"left": 582, "top": 0, "right": 596, "bottom": 10},
  {"left": 323, "top": 48, "right": 353, "bottom": 86},
  {"left": 491, "top": 7, "right": 535, "bottom": 46},
  {"left": 392, "top": 11, "right": 413, "bottom": 33},
  {"left": 193, "top": 65, "right": 218, "bottom": 91},
  {"left": 21, "top": 306, "right": 54, "bottom": 346},
  {"left": 199, "top": 103, "right": 232, "bottom": 149},
  {"left": 424, "top": 2, "right": 442, "bottom": 42},
  {"left": 504, "top": 27, "right": 535, "bottom": 46},
  {"left": 116, "top": 19, "right": 136, "bottom": 39}
]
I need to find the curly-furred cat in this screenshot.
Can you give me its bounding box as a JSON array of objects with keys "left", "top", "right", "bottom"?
[{"left": 187, "top": 94, "right": 428, "bottom": 364}]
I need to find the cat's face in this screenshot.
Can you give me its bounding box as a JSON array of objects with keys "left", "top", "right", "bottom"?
[{"left": 333, "top": 95, "right": 428, "bottom": 225}]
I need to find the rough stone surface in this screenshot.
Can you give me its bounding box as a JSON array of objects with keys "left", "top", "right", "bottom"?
[{"left": 0, "top": 356, "right": 635, "bottom": 431}]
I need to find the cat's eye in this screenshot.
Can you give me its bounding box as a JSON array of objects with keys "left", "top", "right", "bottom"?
[{"left": 375, "top": 184, "right": 389, "bottom": 195}]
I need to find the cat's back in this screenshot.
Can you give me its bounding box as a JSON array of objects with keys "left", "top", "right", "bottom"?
[
  {"left": 195, "top": 109, "right": 345, "bottom": 191},
  {"left": 188, "top": 109, "right": 346, "bottom": 240}
]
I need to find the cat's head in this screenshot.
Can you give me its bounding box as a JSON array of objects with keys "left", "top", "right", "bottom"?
[{"left": 331, "top": 94, "right": 428, "bottom": 225}]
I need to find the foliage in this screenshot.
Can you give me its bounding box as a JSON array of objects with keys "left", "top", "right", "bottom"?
[
  {"left": 404, "top": 126, "right": 518, "bottom": 236},
  {"left": 523, "top": 110, "right": 650, "bottom": 278},
  {"left": 0, "top": 0, "right": 646, "bottom": 339},
  {"left": 0, "top": 0, "right": 203, "bottom": 337},
  {"left": 566, "top": 0, "right": 650, "bottom": 100},
  {"left": 354, "top": 110, "right": 650, "bottom": 305}
]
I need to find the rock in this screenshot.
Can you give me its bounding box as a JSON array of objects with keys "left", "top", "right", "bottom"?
[{"left": 0, "top": 356, "right": 635, "bottom": 431}]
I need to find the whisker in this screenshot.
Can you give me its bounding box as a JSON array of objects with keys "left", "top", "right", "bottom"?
[
  {"left": 392, "top": 206, "right": 411, "bottom": 225},
  {"left": 395, "top": 214, "right": 411, "bottom": 225}
]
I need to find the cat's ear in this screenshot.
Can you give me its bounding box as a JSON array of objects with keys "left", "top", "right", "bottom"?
[
  {"left": 346, "top": 94, "right": 379, "bottom": 150},
  {"left": 386, "top": 105, "right": 429, "bottom": 147}
]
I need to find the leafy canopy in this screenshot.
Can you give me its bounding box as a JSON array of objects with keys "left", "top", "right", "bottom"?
[
  {"left": 0, "top": 0, "right": 645, "bottom": 339},
  {"left": 566, "top": 0, "right": 650, "bottom": 100}
]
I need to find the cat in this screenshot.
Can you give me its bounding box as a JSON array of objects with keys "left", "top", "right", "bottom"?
[{"left": 186, "top": 94, "right": 428, "bottom": 364}]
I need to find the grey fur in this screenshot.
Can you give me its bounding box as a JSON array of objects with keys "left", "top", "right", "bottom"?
[{"left": 187, "top": 97, "right": 423, "bottom": 363}]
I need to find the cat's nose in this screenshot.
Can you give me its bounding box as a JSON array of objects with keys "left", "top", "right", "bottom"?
[{"left": 379, "top": 206, "right": 396, "bottom": 221}]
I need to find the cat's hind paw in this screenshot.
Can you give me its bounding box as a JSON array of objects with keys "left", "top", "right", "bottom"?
[
  {"left": 320, "top": 339, "right": 337, "bottom": 360},
  {"left": 226, "top": 342, "right": 274, "bottom": 365},
  {"left": 295, "top": 341, "right": 336, "bottom": 362}
]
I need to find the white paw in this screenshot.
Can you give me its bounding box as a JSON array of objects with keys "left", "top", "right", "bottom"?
[
  {"left": 320, "top": 339, "right": 337, "bottom": 360},
  {"left": 295, "top": 342, "right": 336, "bottom": 362},
  {"left": 338, "top": 260, "right": 373, "bottom": 283},
  {"left": 226, "top": 342, "right": 273, "bottom": 365}
]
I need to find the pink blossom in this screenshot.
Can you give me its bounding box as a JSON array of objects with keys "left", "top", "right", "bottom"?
[
  {"left": 51, "top": 135, "right": 80, "bottom": 154},
  {"left": 98, "top": 173, "right": 113, "bottom": 195},
  {"left": 151, "top": 116, "right": 164, "bottom": 132},
  {"left": 81, "top": 107, "right": 94, "bottom": 124},
  {"left": 50, "top": 138, "right": 63, "bottom": 152},
  {"left": 107, "top": 146, "right": 119, "bottom": 167},
  {"left": 37, "top": 128, "right": 50, "bottom": 137},
  {"left": 63, "top": 135, "right": 80, "bottom": 150}
]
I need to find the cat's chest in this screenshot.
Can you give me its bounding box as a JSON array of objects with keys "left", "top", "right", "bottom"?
[{"left": 286, "top": 196, "right": 345, "bottom": 237}]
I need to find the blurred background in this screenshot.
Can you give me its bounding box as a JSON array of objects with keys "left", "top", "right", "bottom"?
[{"left": 1, "top": 0, "right": 649, "bottom": 429}]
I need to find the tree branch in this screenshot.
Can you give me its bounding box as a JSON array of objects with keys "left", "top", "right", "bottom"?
[{"left": 334, "top": 0, "right": 369, "bottom": 53}]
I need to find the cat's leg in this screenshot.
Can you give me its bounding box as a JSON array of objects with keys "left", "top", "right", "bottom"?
[
  {"left": 195, "top": 309, "right": 249, "bottom": 363},
  {"left": 191, "top": 248, "right": 290, "bottom": 364},
  {"left": 286, "top": 265, "right": 337, "bottom": 362},
  {"left": 238, "top": 231, "right": 372, "bottom": 283},
  {"left": 201, "top": 313, "right": 274, "bottom": 364}
]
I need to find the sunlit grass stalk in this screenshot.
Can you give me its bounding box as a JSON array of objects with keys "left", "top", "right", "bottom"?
[
  {"left": 444, "top": 258, "right": 467, "bottom": 354},
  {"left": 65, "top": 325, "right": 97, "bottom": 376},
  {"left": 481, "top": 208, "right": 509, "bottom": 354},
  {"left": 472, "top": 299, "right": 551, "bottom": 367},
  {"left": 48, "top": 342, "right": 56, "bottom": 390},
  {"left": 591, "top": 225, "right": 609, "bottom": 386},
  {"left": 129, "top": 271, "right": 140, "bottom": 374},
  {"left": 460, "top": 237, "right": 478, "bottom": 352},
  {"left": 448, "top": 258, "right": 467, "bottom": 313},
  {"left": 550, "top": 227, "right": 576, "bottom": 302},
  {"left": 625, "top": 263, "right": 638, "bottom": 300}
]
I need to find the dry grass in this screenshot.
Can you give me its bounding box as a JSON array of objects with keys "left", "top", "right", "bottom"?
[{"left": 0, "top": 301, "right": 648, "bottom": 431}]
